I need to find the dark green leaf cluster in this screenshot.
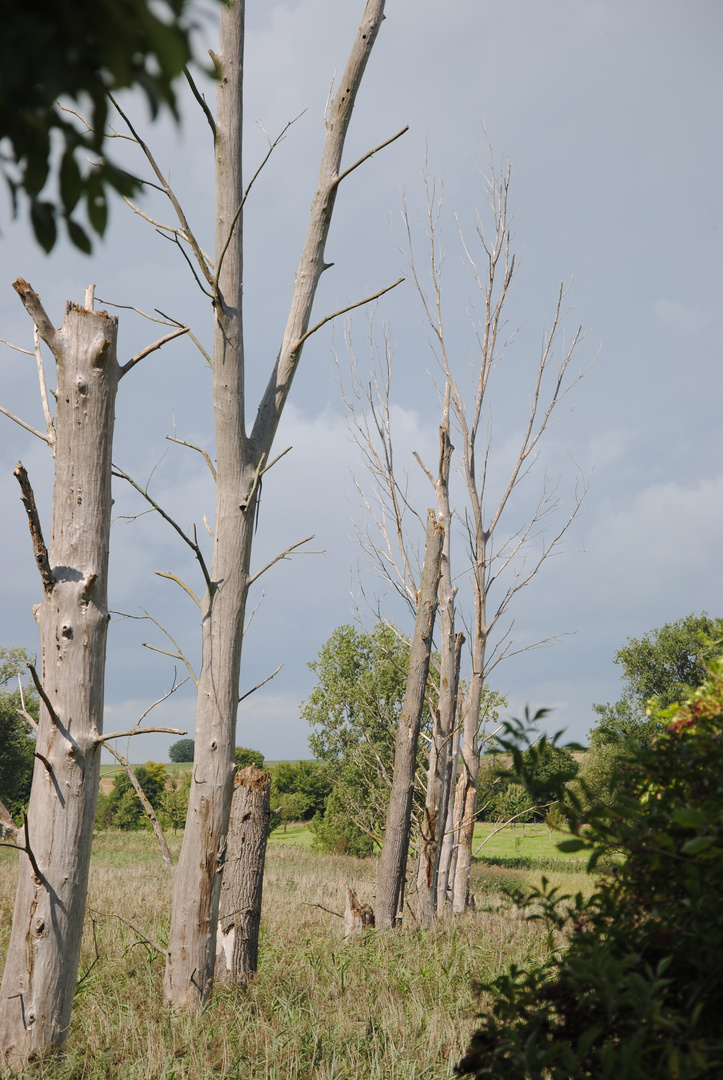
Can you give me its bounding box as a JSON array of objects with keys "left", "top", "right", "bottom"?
[
  {"left": 458, "top": 655, "right": 723, "bottom": 1079},
  {"left": 0, "top": 647, "right": 37, "bottom": 822},
  {"left": 1, "top": 0, "right": 209, "bottom": 251}
]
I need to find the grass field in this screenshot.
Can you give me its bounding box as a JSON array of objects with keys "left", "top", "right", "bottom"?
[{"left": 0, "top": 825, "right": 594, "bottom": 1078}]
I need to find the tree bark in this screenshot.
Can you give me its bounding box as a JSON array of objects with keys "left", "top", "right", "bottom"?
[
  {"left": 376, "top": 509, "right": 444, "bottom": 930},
  {"left": 0, "top": 284, "right": 118, "bottom": 1066},
  {"left": 436, "top": 687, "right": 464, "bottom": 910},
  {"left": 415, "top": 408, "right": 461, "bottom": 925},
  {"left": 215, "top": 767, "right": 271, "bottom": 984},
  {"left": 164, "top": 0, "right": 390, "bottom": 1008},
  {"left": 343, "top": 888, "right": 375, "bottom": 940}
]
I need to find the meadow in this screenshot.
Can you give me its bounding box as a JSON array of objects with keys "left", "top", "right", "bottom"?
[{"left": 0, "top": 827, "right": 592, "bottom": 1079}]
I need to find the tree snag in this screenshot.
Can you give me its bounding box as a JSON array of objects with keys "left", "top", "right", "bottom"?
[
  {"left": 0, "top": 283, "right": 119, "bottom": 1066},
  {"left": 215, "top": 766, "right": 272, "bottom": 985}
]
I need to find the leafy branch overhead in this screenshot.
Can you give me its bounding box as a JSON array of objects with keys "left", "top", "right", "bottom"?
[{"left": 1, "top": 0, "right": 218, "bottom": 252}]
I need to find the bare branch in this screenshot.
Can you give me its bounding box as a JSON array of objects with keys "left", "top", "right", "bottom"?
[
  {"left": 293, "top": 278, "right": 404, "bottom": 353},
  {"left": 239, "top": 663, "right": 284, "bottom": 703},
  {"left": 119, "top": 327, "right": 189, "bottom": 379},
  {"left": 99, "top": 726, "right": 187, "bottom": 744},
  {"left": 0, "top": 337, "right": 33, "bottom": 356},
  {"left": 112, "top": 465, "right": 212, "bottom": 595},
  {"left": 14, "top": 463, "right": 55, "bottom": 592},
  {"left": 246, "top": 535, "right": 316, "bottom": 588},
  {"left": 0, "top": 799, "right": 19, "bottom": 840},
  {"left": 12, "top": 279, "right": 59, "bottom": 358},
  {"left": 154, "top": 571, "right": 202, "bottom": 608},
  {"left": 166, "top": 435, "right": 217, "bottom": 482},
  {"left": 0, "top": 407, "right": 50, "bottom": 445},
  {"left": 90, "top": 908, "right": 167, "bottom": 955},
  {"left": 16, "top": 675, "right": 38, "bottom": 733},
  {"left": 336, "top": 125, "right": 408, "bottom": 186},
  {"left": 136, "top": 607, "right": 198, "bottom": 686},
  {"left": 34, "top": 327, "right": 56, "bottom": 448},
  {"left": 108, "top": 94, "right": 214, "bottom": 287},
  {"left": 184, "top": 67, "right": 216, "bottom": 137}
]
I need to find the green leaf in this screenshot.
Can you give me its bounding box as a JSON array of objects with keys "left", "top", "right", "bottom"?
[
  {"left": 86, "top": 172, "right": 108, "bottom": 236},
  {"left": 681, "top": 836, "right": 716, "bottom": 856},
  {"left": 67, "top": 218, "right": 92, "bottom": 254},
  {"left": 59, "top": 149, "right": 82, "bottom": 214},
  {"left": 672, "top": 808, "right": 707, "bottom": 829},
  {"left": 30, "top": 199, "right": 57, "bottom": 252}
]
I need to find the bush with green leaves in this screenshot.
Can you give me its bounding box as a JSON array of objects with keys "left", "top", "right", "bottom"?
[
  {"left": 458, "top": 655, "right": 723, "bottom": 1079},
  {"left": 95, "top": 762, "right": 167, "bottom": 830},
  {"left": 268, "top": 760, "right": 332, "bottom": 832},
  {"left": 234, "top": 746, "right": 265, "bottom": 769}
]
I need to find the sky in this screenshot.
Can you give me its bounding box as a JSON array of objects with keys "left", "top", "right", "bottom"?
[{"left": 1, "top": 0, "right": 721, "bottom": 762}]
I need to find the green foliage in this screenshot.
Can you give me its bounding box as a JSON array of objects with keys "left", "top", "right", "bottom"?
[
  {"left": 459, "top": 658, "right": 723, "bottom": 1079},
  {"left": 480, "top": 739, "right": 579, "bottom": 824},
  {"left": 1, "top": 0, "right": 218, "bottom": 251},
  {"left": 159, "top": 774, "right": 191, "bottom": 831},
  {"left": 302, "top": 623, "right": 412, "bottom": 855},
  {"left": 169, "top": 738, "right": 195, "bottom": 763},
  {"left": 96, "top": 761, "right": 167, "bottom": 830},
  {"left": 592, "top": 612, "right": 722, "bottom": 747},
  {"left": 268, "top": 761, "right": 332, "bottom": 832},
  {"left": 235, "top": 746, "right": 266, "bottom": 769},
  {"left": 0, "top": 648, "right": 37, "bottom": 821}
]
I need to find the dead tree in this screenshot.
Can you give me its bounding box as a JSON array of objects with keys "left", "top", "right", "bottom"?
[
  {"left": 398, "top": 151, "right": 588, "bottom": 913},
  {"left": 0, "top": 285, "right": 190, "bottom": 1067},
  {"left": 343, "top": 888, "right": 375, "bottom": 939},
  {"left": 375, "top": 509, "right": 443, "bottom": 929},
  {"left": 99, "top": 0, "right": 401, "bottom": 1008},
  {"left": 215, "top": 766, "right": 272, "bottom": 984}
]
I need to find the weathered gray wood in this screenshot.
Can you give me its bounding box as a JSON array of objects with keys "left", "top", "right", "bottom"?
[
  {"left": 375, "top": 509, "right": 444, "bottom": 930},
  {"left": 164, "top": 0, "right": 389, "bottom": 1009},
  {"left": 215, "top": 767, "right": 271, "bottom": 984},
  {"left": 0, "top": 284, "right": 118, "bottom": 1066}
]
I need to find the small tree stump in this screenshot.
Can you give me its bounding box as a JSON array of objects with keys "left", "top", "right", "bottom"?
[
  {"left": 215, "top": 766, "right": 271, "bottom": 985},
  {"left": 343, "top": 887, "right": 375, "bottom": 941}
]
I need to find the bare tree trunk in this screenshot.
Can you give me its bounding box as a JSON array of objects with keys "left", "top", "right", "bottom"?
[
  {"left": 164, "top": 0, "right": 391, "bottom": 1008},
  {"left": 376, "top": 510, "right": 444, "bottom": 930},
  {"left": 0, "top": 284, "right": 118, "bottom": 1066},
  {"left": 415, "top": 402, "right": 455, "bottom": 926},
  {"left": 436, "top": 697, "right": 463, "bottom": 910},
  {"left": 215, "top": 767, "right": 271, "bottom": 984}
]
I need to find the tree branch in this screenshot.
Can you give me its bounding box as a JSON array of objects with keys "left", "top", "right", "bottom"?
[
  {"left": 335, "top": 125, "right": 408, "bottom": 186},
  {"left": 292, "top": 278, "right": 405, "bottom": 353},
  {"left": 12, "top": 278, "right": 59, "bottom": 358},
  {"left": 165, "top": 435, "right": 217, "bottom": 482},
  {"left": 154, "top": 571, "right": 202, "bottom": 608},
  {"left": 184, "top": 67, "right": 216, "bottom": 137},
  {"left": 246, "top": 535, "right": 316, "bottom": 588},
  {"left": 119, "top": 327, "right": 189, "bottom": 379},
  {"left": 239, "top": 663, "right": 284, "bottom": 704},
  {"left": 13, "top": 463, "right": 55, "bottom": 591},
  {"left": 102, "top": 744, "right": 174, "bottom": 872},
  {"left": 0, "top": 408, "right": 50, "bottom": 445}
]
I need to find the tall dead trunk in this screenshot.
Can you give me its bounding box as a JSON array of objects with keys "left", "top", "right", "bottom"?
[
  {"left": 414, "top": 408, "right": 461, "bottom": 924},
  {"left": 436, "top": 692, "right": 463, "bottom": 910},
  {"left": 0, "top": 284, "right": 118, "bottom": 1066},
  {"left": 376, "top": 509, "right": 444, "bottom": 930},
  {"left": 215, "top": 767, "right": 271, "bottom": 984},
  {"left": 164, "top": 0, "right": 391, "bottom": 1008}
]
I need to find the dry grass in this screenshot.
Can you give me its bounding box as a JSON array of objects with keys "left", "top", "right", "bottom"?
[{"left": 0, "top": 834, "right": 590, "bottom": 1078}]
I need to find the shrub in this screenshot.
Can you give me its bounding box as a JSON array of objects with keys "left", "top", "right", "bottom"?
[
  {"left": 458, "top": 657, "right": 723, "bottom": 1079},
  {"left": 234, "top": 746, "right": 265, "bottom": 769}
]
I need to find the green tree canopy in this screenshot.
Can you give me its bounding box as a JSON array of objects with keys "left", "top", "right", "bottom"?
[
  {"left": 97, "top": 761, "right": 167, "bottom": 829},
  {"left": 169, "top": 738, "right": 195, "bottom": 763},
  {"left": 591, "top": 612, "right": 722, "bottom": 746},
  {"left": 303, "top": 623, "right": 413, "bottom": 855},
  {"left": 0, "top": 647, "right": 38, "bottom": 822},
  {"left": 1, "top": 0, "right": 216, "bottom": 251}
]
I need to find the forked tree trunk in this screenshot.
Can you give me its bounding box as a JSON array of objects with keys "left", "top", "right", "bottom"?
[
  {"left": 215, "top": 767, "right": 272, "bottom": 984},
  {"left": 376, "top": 510, "right": 444, "bottom": 930},
  {"left": 0, "top": 284, "right": 118, "bottom": 1066},
  {"left": 164, "top": 0, "right": 390, "bottom": 1008}
]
